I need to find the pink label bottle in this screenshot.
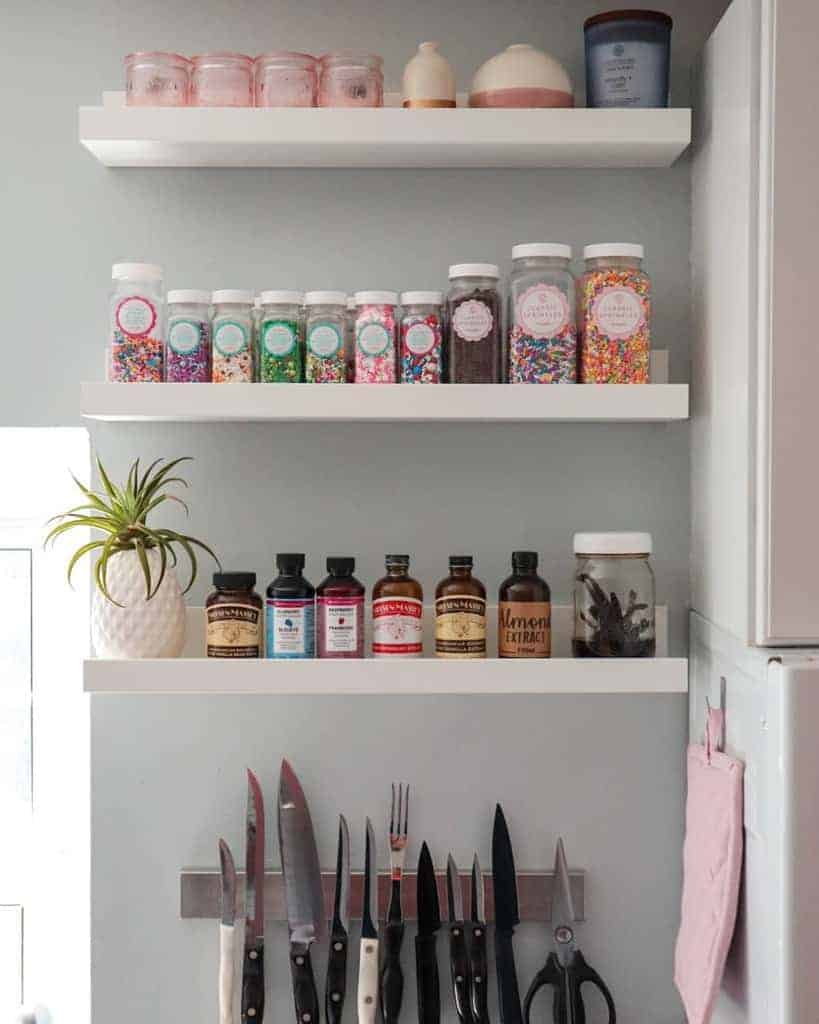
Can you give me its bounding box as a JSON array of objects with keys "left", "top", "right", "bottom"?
[{"left": 317, "top": 557, "right": 365, "bottom": 658}]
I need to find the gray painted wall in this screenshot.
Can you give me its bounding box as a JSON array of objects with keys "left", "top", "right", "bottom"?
[{"left": 2, "top": 0, "right": 732, "bottom": 1020}]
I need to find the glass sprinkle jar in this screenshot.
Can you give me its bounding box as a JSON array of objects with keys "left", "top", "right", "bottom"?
[
  {"left": 318, "top": 52, "right": 384, "bottom": 107},
  {"left": 165, "top": 289, "right": 211, "bottom": 382},
  {"left": 255, "top": 51, "right": 317, "bottom": 107},
  {"left": 125, "top": 51, "right": 190, "bottom": 106},
  {"left": 354, "top": 291, "right": 398, "bottom": 383},
  {"left": 258, "top": 290, "right": 305, "bottom": 383},
  {"left": 400, "top": 290, "right": 443, "bottom": 383},
  {"left": 305, "top": 291, "right": 348, "bottom": 383},
  {"left": 109, "top": 262, "right": 164, "bottom": 382},
  {"left": 206, "top": 572, "right": 263, "bottom": 658},
  {"left": 579, "top": 243, "right": 651, "bottom": 383},
  {"left": 573, "top": 532, "right": 655, "bottom": 658},
  {"left": 191, "top": 52, "right": 254, "bottom": 107},
  {"left": 508, "top": 243, "right": 577, "bottom": 383},
  {"left": 211, "top": 289, "right": 255, "bottom": 382},
  {"left": 446, "top": 263, "right": 502, "bottom": 383}
]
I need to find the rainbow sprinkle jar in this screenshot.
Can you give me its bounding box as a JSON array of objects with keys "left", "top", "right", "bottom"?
[
  {"left": 579, "top": 243, "right": 651, "bottom": 383},
  {"left": 165, "top": 289, "right": 211, "bottom": 382},
  {"left": 400, "top": 291, "right": 443, "bottom": 383},
  {"left": 109, "top": 262, "right": 164, "bottom": 382},
  {"left": 305, "top": 291, "right": 348, "bottom": 383},
  {"left": 211, "top": 290, "right": 255, "bottom": 383},
  {"left": 507, "top": 243, "right": 576, "bottom": 383},
  {"left": 354, "top": 291, "right": 398, "bottom": 383}
]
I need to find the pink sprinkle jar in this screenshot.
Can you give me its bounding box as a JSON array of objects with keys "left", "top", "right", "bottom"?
[
  {"left": 318, "top": 52, "right": 384, "bottom": 107},
  {"left": 255, "top": 52, "right": 317, "bottom": 107},
  {"left": 191, "top": 52, "right": 254, "bottom": 107},
  {"left": 125, "top": 52, "right": 190, "bottom": 106}
]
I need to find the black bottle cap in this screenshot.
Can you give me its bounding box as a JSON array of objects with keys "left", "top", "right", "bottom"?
[
  {"left": 213, "top": 571, "right": 256, "bottom": 589},
  {"left": 276, "top": 552, "right": 305, "bottom": 572},
  {"left": 327, "top": 556, "right": 355, "bottom": 574},
  {"left": 511, "top": 550, "right": 539, "bottom": 571},
  {"left": 449, "top": 555, "right": 473, "bottom": 568},
  {"left": 386, "top": 554, "right": 410, "bottom": 566}
]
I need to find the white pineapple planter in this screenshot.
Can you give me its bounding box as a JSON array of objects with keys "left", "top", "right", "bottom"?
[{"left": 91, "top": 548, "right": 186, "bottom": 658}]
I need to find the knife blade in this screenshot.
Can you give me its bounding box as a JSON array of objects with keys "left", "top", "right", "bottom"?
[
  {"left": 492, "top": 805, "right": 522, "bottom": 1024},
  {"left": 446, "top": 855, "right": 470, "bottom": 1024},
  {"left": 219, "top": 839, "right": 237, "bottom": 1024},
  {"left": 242, "top": 769, "right": 265, "bottom": 1024},
  {"left": 279, "top": 759, "right": 327, "bottom": 1024},
  {"left": 468, "top": 854, "right": 489, "bottom": 1024},
  {"left": 326, "top": 815, "right": 351, "bottom": 1024},
  {"left": 416, "top": 842, "right": 441, "bottom": 1024},
  {"left": 358, "top": 819, "right": 379, "bottom": 1024}
]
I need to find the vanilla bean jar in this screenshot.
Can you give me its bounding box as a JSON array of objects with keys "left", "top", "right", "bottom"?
[{"left": 206, "top": 572, "right": 263, "bottom": 658}]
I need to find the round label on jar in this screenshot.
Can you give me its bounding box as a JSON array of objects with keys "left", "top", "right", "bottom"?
[
  {"left": 357, "top": 322, "right": 391, "bottom": 357},
  {"left": 404, "top": 322, "right": 436, "bottom": 356},
  {"left": 262, "top": 321, "right": 296, "bottom": 357},
  {"left": 516, "top": 284, "right": 570, "bottom": 338},
  {"left": 308, "top": 323, "right": 341, "bottom": 358},
  {"left": 452, "top": 299, "right": 493, "bottom": 342},
  {"left": 116, "top": 295, "right": 157, "bottom": 338},
  {"left": 591, "top": 286, "right": 645, "bottom": 339},
  {"left": 213, "top": 320, "right": 249, "bottom": 356},
  {"left": 168, "top": 318, "right": 202, "bottom": 355}
]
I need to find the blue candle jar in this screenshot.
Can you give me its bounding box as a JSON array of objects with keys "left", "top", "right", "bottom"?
[{"left": 584, "top": 10, "right": 672, "bottom": 108}]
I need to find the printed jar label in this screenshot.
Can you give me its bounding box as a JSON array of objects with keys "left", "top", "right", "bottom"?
[
  {"left": 116, "top": 295, "right": 157, "bottom": 338},
  {"left": 214, "top": 320, "right": 249, "bottom": 355},
  {"left": 262, "top": 320, "right": 297, "bottom": 357},
  {"left": 319, "top": 596, "right": 363, "bottom": 654},
  {"left": 404, "top": 322, "right": 436, "bottom": 356},
  {"left": 308, "top": 323, "right": 342, "bottom": 358},
  {"left": 435, "top": 595, "right": 486, "bottom": 658},
  {"left": 373, "top": 597, "right": 423, "bottom": 657},
  {"left": 591, "top": 286, "right": 644, "bottom": 339},
  {"left": 168, "top": 318, "right": 202, "bottom": 355},
  {"left": 516, "top": 284, "right": 570, "bottom": 339},
  {"left": 498, "top": 602, "right": 551, "bottom": 658},
  {"left": 452, "top": 300, "right": 494, "bottom": 342},
  {"left": 266, "top": 598, "right": 315, "bottom": 659},
  {"left": 206, "top": 603, "right": 261, "bottom": 658},
  {"left": 357, "top": 322, "right": 391, "bottom": 357}
]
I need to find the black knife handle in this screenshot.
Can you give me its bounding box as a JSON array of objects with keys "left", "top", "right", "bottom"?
[
  {"left": 415, "top": 933, "right": 440, "bottom": 1024},
  {"left": 469, "top": 923, "right": 489, "bottom": 1024},
  {"left": 449, "top": 924, "right": 470, "bottom": 1024},
  {"left": 380, "top": 920, "right": 405, "bottom": 1024},
  {"left": 242, "top": 940, "right": 265, "bottom": 1024},
  {"left": 291, "top": 945, "right": 320, "bottom": 1024},
  {"left": 494, "top": 930, "right": 523, "bottom": 1024},
  {"left": 326, "top": 929, "right": 348, "bottom": 1024}
]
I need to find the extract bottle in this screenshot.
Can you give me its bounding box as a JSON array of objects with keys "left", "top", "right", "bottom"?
[
  {"left": 372, "top": 554, "right": 423, "bottom": 658},
  {"left": 434, "top": 555, "right": 487, "bottom": 659},
  {"left": 205, "top": 572, "right": 263, "bottom": 658},
  {"left": 498, "top": 551, "right": 551, "bottom": 658},
  {"left": 266, "top": 553, "right": 315, "bottom": 660},
  {"left": 317, "top": 557, "right": 365, "bottom": 658}
]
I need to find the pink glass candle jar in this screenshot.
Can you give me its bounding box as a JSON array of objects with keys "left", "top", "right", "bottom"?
[
  {"left": 255, "top": 52, "right": 317, "bottom": 107},
  {"left": 318, "top": 52, "right": 384, "bottom": 107},
  {"left": 191, "top": 52, "right": 254, "bottom": 107},
  {"left": 125, "top": 52, "right": 190, "bottom": 106}
]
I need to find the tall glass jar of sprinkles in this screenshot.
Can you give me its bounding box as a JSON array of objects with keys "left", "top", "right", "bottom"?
[
  {"left": 305, "top": 291, "right": 348, "bottom": 383},
  {"left": 579, "top": 244, "right": 651, "bottom": 383},
  {"left": 446, "top": 264, "right": 502, "bottom": 383},
  {"left": 259, "top": 290, "right": 304, "bottom": 383},
  {"left": 400, "top": 291, "right": 443, "bottom": 383},
  {"left": 354, "top": 291, "right": 398, "bottom": 382},
  {"left": 508, "top": 244, "right": 576, "bottom": 383},
  {"left": 211, "top": 290, "right": 255, "bottom": 383},
  {"left": 165, "top": 290, "right": 211, "bottom": 382},
  {"left": 109, "top": 262, "right": 164, "bottom": 382}
]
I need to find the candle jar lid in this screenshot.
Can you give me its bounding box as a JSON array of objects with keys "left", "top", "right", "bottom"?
[{"left": 319, "top": 51, "right": 383, "bottom": 71}]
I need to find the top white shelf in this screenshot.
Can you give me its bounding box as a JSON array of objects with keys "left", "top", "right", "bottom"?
[{"left": 79, "top": 93, "right": 692, "bottom": 169}]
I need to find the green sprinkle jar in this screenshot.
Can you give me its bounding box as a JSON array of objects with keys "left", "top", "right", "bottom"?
[{"left": 259, "top": 290, "right": 305, "bottom": 382}]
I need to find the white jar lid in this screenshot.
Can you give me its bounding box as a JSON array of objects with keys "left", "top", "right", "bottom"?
[
  {"left": 212, "top": 289, "right": 254, "bottom": 305},
  {"left": 167, "top": 289, "right": 211, "bottom": 305},
  {"left": 574, "top": 531, "right": 653, "bottom": 555},
  {"left": 583, "top": 243, "right": 644, "bottom": 260},
  {"left": 400, "top": 290, "right": 443, "bottom": 305},
  {"left": 305, "top": 290, "right": 347, "bottom": 306},
  {"left": 112, "top": 262, "right": 162, "bottom": 281},
  {"left": 346, "top": 296, "right": 356, "bottom": 310},
  {"left": 512, "top": 243, "right": 572, "bottom": 260},
  {"left": 259, "top": 289, "right": 304, "bottom": 305},
  {"left": 449, "top": 263, "right": 500, "bottom": 279},
  {"left": 354, "top": 290, "right": 399, "bottom": 306}
]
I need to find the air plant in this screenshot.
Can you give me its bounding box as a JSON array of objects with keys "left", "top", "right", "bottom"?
[
  {"left": 45, "top": 455, "right": 219, "bottom": 606},
  {"left": 577, "top": 574, "right": 654, "bottom": 657}
]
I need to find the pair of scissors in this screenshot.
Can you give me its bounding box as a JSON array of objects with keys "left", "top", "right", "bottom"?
[{"left": 523, "top": 838, "right": 616, "bottom": 1024}]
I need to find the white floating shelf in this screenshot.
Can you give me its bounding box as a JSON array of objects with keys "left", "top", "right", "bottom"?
[
  {"left": 79, "top": 93, "right": 691, "bottom": 169},
  {"left": 81, "top": 382, "right": 689, "bottom": 423}
]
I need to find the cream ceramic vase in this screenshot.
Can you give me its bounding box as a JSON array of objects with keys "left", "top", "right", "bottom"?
[
  {"left": 91, "top": 548, "right": 186, "bottom": 658},
  {"left": 469, "top": 44, "right": 573, "bottom": 108},
  {"left": 402, "top": 41, "right": 456, "bottom": 108}
]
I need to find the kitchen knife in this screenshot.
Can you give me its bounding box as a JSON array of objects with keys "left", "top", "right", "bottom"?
[
  {"left": 358, "top": 819, "right": 379, "bottom": 1024},
  {"left": 326, "top": 815, "right": 351, "bottom": 1024},
  {"left": 416, "top": 842, "right": 442, "bottom": 1024},
  {"left": 219, "top": 838, "right": 237, "bottom": 1024},
  {"left": 446, "top": 854, "right": 470, "bottom": 1024},
  {"left": 468, "top": 854, "right": 489, "bottom": 1024},
  {"left": 279, "top": 759, "right": 327, "bottom": 1024},
  {"left": 492, "top": 805, "right": 522, "bottom": 1024},
  {"left": 242, "top": 769, "right": 265, "bottom": 1024}
]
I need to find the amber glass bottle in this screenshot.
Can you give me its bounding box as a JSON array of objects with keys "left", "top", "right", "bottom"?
[
  {"left": 434, "top": 555, "right": 486, "bottom": 659},
  {"left": 498, "top": 551, "right": 551, "bottom": 658},
  {"left": 372, "top": 555, "right": 424, "bottom": 657},
  {"left": 205, "top": 572, "right": 263, "bottom": 658}
]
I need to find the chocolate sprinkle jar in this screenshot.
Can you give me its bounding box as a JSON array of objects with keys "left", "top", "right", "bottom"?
[{"left": 446, "top": 263, "right": 502, "bottom": 383}]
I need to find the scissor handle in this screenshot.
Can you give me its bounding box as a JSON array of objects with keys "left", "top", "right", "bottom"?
[
  {"left": 523, "top": 953, "right": 565, "bottom": 1024},
  {"left": 566, "top": 951, "right": 616, "bottom": 1024}
]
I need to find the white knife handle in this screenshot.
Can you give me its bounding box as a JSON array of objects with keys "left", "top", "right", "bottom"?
[
  {"left": 357, "top": 938, "right": 379, "bottom": 1024},
  {"left": 219, "top": 924, "right": 236, "bottom": 1024}
]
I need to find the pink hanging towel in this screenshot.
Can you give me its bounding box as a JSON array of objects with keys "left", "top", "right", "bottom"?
[{"left": 674, "top": 707, "right": 744, "bottom": 1024}]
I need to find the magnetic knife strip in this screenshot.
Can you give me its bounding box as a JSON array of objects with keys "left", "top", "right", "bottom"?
[{"left": 180, "top": 869, "right": 585, "bottom": 921}]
